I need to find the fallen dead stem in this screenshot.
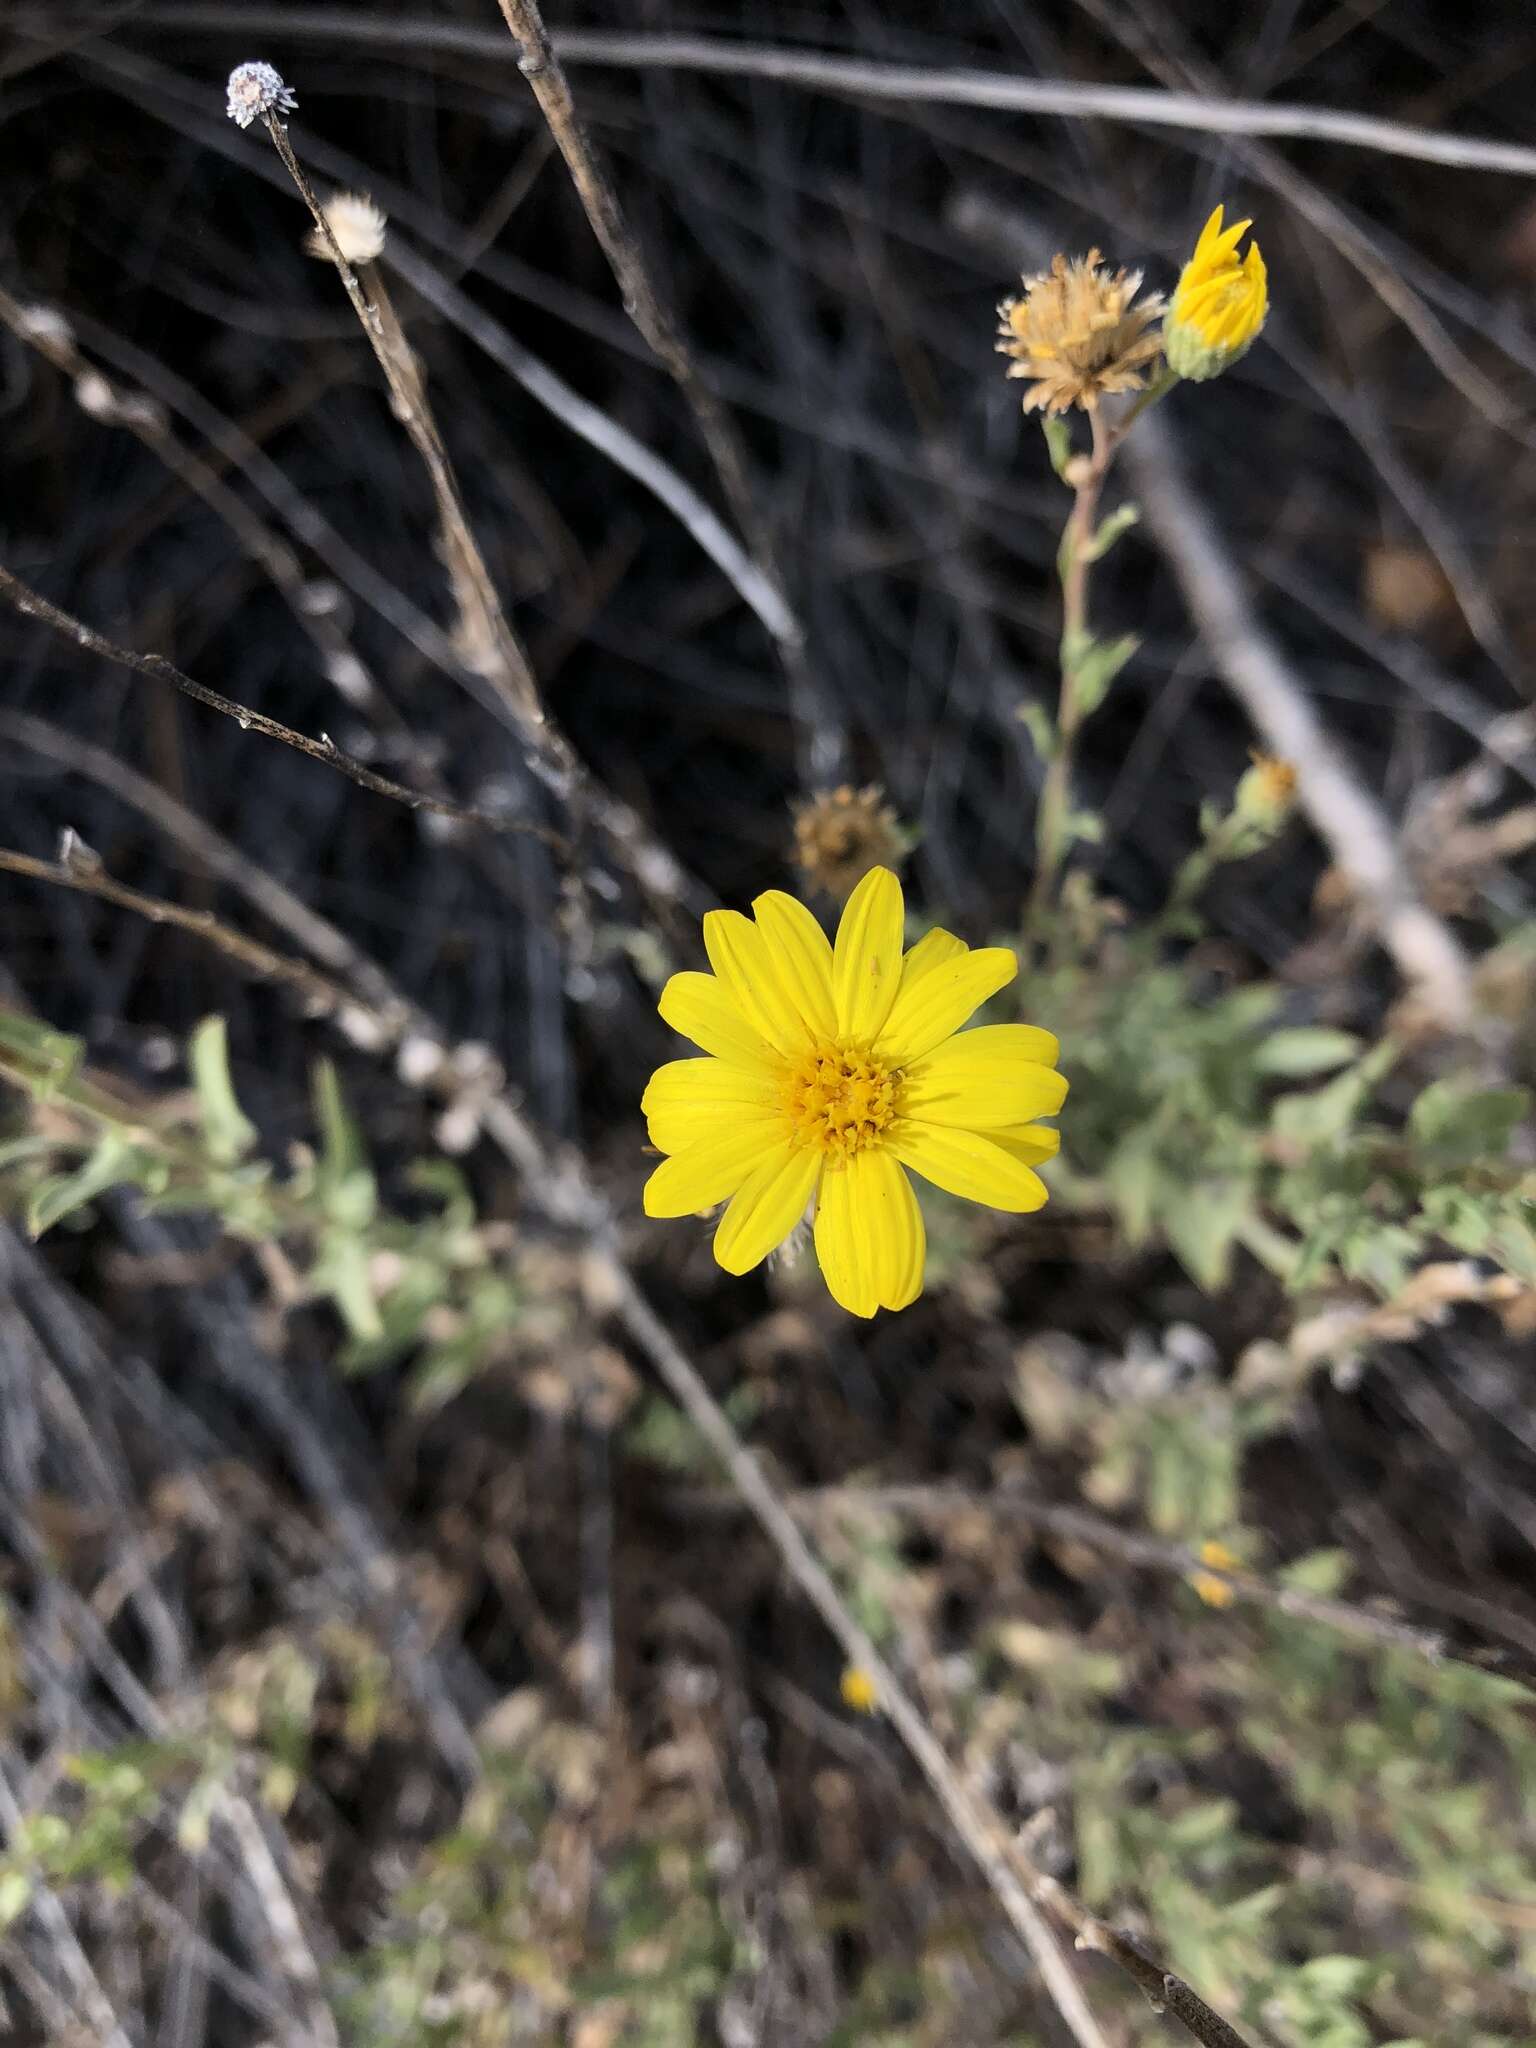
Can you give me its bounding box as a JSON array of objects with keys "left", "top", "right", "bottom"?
[{"left": 0, "top": 851, "right": 1257, "bottom": 2048}]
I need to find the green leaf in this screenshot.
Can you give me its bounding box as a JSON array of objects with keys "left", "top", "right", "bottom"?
[
  {"left": 0, "top": 1009, "right": 85, "bottom": 1096},
  {"left": 1253, "top": 1029, "right": 1362, "bottom": 1077},
  {"left": 1105, "top": 1134, "right": 1161, "bottom": 1243},
  {"left": 1278, "top": 1547, "right": 1352, "bottom": 1597},
  {"left": 1409, "top": 1079, "right": 1530, "bottom": 1169},
  {"left": 0, "top": 1135, "right": 61, "bottom": 1172},
  {"left": 1040, "top": 413, "right": 1074, "bottom": 479},
  {"left": 1067, "top": 631, "right": 1138, "bottom": 718},
  {"left": 27, "top": 1131, "right": 148, "bottom": 1236},
  {"left": 1017, "top": 700, "right": 1058, "bottom": 763},
  {"left": 316, "top": 1231, "right": 383, "bottom": 1340},
  {"left": 0, "top": 1869, "right": 32, "bottom": 1927},
  {"left": 1277, "top": 1064, "right": 1384, "bottom": 1146},
  {"left": 1165, "top": 1182, "right": 1244, "bottom": 1291},
  {"left": 1297, "top": 1953, "right": 1374, "bottom": 1998},
  {"left": 1080, "top": 501, "right": 1140, "bottom": 563},
  {"left": 188, "top": 1015, "right": 257, "bottom": 1165},
  {"left": 1489, "top": 1206, "right": 1536, "bottom": 1285},
  {"left": 312, "top": 1060, "right": 376, "bottom": 1229}
]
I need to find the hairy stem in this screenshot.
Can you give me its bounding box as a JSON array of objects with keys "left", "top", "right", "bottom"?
[{"left": 1029, "top": 406, "right": 1112, "bottom": 934}]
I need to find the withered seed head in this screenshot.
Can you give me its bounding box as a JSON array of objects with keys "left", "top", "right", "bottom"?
[
  {"left": 997, "top": 250, "right": 1164, "bottom": 416},
  {"left": 793, "top": 785, "right": 908, "bottom": 901}
]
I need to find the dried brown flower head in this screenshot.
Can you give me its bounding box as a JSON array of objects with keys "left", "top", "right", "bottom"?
[
  {"left": 793, "top": 785, "right": 907, "bottom": 901},
  {"left": 997, "top": 251, "right": 1164, "bottom": 415}
]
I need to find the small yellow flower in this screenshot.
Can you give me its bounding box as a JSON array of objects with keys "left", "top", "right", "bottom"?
[
  {"left": 997, "top": 251, "right": 1164, "bottom": 415},
  {"left": 840, "top": 1665, "right": 880, "bottom": 1714},
  {"left": 642, "top": 867, "right": 1067, "bottom": 1318},
  {"left": 1164, "top": 206, "right": 1267, "bottom": 382},
  {"left": 1189, "top": 1539, "right": 1242, "bottom": 1608}
]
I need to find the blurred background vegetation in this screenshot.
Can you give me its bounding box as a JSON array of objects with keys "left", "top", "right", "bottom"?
[{"left": 2, "top": 3, "right": 1536, "bottom": 2044}]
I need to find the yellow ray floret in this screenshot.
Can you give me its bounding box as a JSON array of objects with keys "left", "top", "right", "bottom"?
[
  {"left": 642, "top": 867, "right": 1067, "bottom": 1318},
  {"left": 1164, "top": 205, "right": 1267, "bottom": 381}
]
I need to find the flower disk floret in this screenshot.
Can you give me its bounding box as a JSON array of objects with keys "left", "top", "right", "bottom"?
[{"left": 642, "top": 867, "right": 1067, "bottom": 1318}]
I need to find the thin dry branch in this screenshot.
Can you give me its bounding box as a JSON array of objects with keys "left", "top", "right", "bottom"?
[
  {"left": 799, "top": 1484, "right": 1480, "bottom": 1674},
  {"left": 379, "top": 235, "right": 799, "bottom": 649},
  {"left": 251, "top": 104, "right": 547, "bottom": 738},
  {"left": 96, "top": 10, "right": 1536, "bottom": 179},
  {"left": 490, "top": 0, "right": 848, "bottom": 783},
  {"left": 0, "top": 564, "right": 568, "bottom": 855},
  {"left": 0, "top": 284, "right": 394, "bottom": 723}
]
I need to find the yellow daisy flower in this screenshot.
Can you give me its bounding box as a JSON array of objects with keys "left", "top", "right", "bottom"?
[
  {"left": 641, "top": 867, "right": 1067, "bottom": 1318},
  {"left": 1164, "top": 206, "right": 1267, "bottom": 382}
]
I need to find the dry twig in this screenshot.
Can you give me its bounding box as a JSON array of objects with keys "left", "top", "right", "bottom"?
[{"left": 91, "top": 11, "right": 1536, "bottom": 179}]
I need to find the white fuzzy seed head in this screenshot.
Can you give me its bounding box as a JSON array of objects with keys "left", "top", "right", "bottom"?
[
  {"left": 226, "top": 61, "right": 297, "bottom": 129},
  {"left": 306, "top": 192, "right": 388, "bottom": 266}
]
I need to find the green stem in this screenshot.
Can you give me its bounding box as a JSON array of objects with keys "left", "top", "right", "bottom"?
[{"left": 1027, "top": 407, "right": 1110, "bottom": 939}]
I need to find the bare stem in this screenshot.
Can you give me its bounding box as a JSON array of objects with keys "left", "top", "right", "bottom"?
[
  {"left": 1028, "top": 406, "right": 1112, "bottom": 934},
  {"left": 259, "top": 111, "right": 548, "bottom": 739}
]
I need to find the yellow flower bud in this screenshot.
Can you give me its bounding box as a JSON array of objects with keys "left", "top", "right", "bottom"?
[
  {"left": 1235, "top": 751, "right": 1298, "bottom": 829},
  {"left": 1165, "top": 206, "right": 1267, "bottom": 382}
]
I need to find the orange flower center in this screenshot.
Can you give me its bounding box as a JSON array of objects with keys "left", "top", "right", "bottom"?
[{"left": 783, "top": 1046, "right": 898, "bottom": 1163}]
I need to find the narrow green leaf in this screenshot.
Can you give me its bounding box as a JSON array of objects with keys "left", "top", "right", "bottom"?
[
  {"left": 317, "top": 1231, "right": 383, "bottom": 1340},
  {"left": 0, "top": 1010, "right": 85, "bottom": 1097},
  {"left": 1253, "top": 1028, "right": 1362, "bottom": 1077},
  {"left": 1040, "top": 413, "right": 1074, "bottom": 478},
  {"left": 1017, "top": 700, "right": 1058, "bottom": 763},
  {"left": 312, "top": 1060, "right": 376, "bottom": 1227},
  {"left": 1081, "top": 501, "right": 1140, "bottom": 563},
  {"left": 1069, "top": 632, "right": 1139, "bottom": 718},
  {"left": 188, "top": 1015, "right": 257, "bottom": 1165},
  {"left": 27, "top": 1131, "right": 146, "bottom": 1237}
]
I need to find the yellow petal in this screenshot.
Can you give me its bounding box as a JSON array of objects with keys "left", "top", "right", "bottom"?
[
  {"left": 900, "top": 1026, "right": 1067, "bottom": 1127},
  {"left": 832, "top": 866, "right": 904, "bottom": 1043},
  {"left": 990, "top": 1124, "right": 1062, "bottom": 1168},
  {"left": 889, "top": 1121, "right": 1049, "bottom": 1213},
  {"left": 713, "top": 1143, "right": 820, "bottom": 1275},
  {"left": 812, "top": 1159, "right": 877, "bottom": 1317},
  {"left": 642, "top": 1119, "right": 782, "bottom": 1217},
  {"left": 897, "top": 926, "right": 967, "bottom": 987},
  {"left": 752, "top": 890, "right": 836, "bottom": 1040},
  {"left": 813, "top": 1149, "right": 925, "bottom": 1316},
  {"left": 703, "top": 910, "right": 815, "bottom": 1057},
  {"left": 870, "top": 1151, "right": 925, "bottom": 1310},
  {"left": 875, "top": 947, "right": 1017, "bottom": 1064},
  {"left": 658, "top": 970, "right": 779, "bottom": 1070},
  {"left": 642, "top": 1058, "right": 781, "bottom": 1154}
]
